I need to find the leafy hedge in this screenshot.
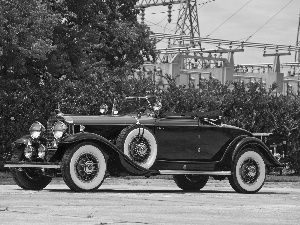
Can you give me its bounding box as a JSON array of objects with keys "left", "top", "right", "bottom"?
[{"left": 1, "top": 74, "right": 300, "bottom": 174}]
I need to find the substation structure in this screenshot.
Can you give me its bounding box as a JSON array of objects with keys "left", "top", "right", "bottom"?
[
  {"left": 140, "top": 32, "right": 300, "bottom": 95},
  {"left": 136, "top": 0, "right": 300, "bottom": 95}
]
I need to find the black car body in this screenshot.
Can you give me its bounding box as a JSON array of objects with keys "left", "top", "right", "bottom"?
[{"left": 1, "top": 97, "right": 282, "bottom": 193}]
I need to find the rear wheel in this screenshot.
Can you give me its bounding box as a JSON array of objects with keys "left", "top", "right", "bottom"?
[
  {"left": 61, "top": 142, "right": 107, "bottom": 192},
  {"left": 229, "top": 148, "right": 266, "bottom": 193},
  {"left": 173, "top": 175, "right": 209, "bottom": 191},
  {"left": 11, "top": 148, "right": 52, "bottom": 190}
]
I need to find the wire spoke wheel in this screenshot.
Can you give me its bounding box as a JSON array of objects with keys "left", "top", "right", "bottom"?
[
  {"left": 116, "top": 125, "right": 157, "bottom": 169},
  {"left": 240, "top": 158, "right": 259, "bottom": 184},
  {"left": 62, "top": 142, "right": 106, "bottom": 192},
  {"left": 129, "top": 136, "right": 151, "bottom": 163},
  {"left": 229, "top": 148, "right": 266, "bottom": 193},
  {"left": 75, "top": 153, "right": 99, "bottom": 183}
]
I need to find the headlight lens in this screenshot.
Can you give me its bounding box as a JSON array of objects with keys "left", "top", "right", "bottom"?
[
  {"left": 29, "top": 122, "right": 45, "bottom": 139},
  {"left": 53, "top": 121, "right": 68, "bottom": 139}
]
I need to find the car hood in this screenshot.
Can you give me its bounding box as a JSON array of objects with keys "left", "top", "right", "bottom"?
[{"left": 62, "top": 114, "right": 156, "bottom": 126}]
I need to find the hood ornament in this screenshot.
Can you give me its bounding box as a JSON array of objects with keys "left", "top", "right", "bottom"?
[{"left": 111, "top": 98, "right": 118, "bottom": 116}]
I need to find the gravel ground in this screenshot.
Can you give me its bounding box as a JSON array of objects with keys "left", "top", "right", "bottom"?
[{"left": 1, "top": 177, "right": 300, "bottom": 225}]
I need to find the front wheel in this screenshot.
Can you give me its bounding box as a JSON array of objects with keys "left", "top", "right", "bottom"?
[
  {"left": 173, "top": 175, "right": 209, "bottom": 191},
  {"left": 61, "top": 142, "right": 107, "bottom": 192},
  {"left": 229, "top": 148, "right": 266, "bottom": 194},
  {"left": 11, "top": 148, "right": 52, "bottom": 190}
]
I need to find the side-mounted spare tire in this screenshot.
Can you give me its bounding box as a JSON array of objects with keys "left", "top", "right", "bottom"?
[{"left": 116, "top": 125, "right": 157, "bottom": 169}]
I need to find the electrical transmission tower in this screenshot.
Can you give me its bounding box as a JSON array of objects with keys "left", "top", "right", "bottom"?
[
  {"left": 138, "top": 0, "right": 201, "bottom": 47},
  {"left": 173, "top": 1, "right": 201, "bottom": 46}
]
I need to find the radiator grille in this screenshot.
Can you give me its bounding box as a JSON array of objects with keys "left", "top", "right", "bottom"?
[{"left": 46, "top": 117, "right": 58, "bottom": 148}]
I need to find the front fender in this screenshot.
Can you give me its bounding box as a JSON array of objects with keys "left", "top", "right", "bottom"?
[
  {"left": 13, "top": 135, "right": 32, "bottom": 146},
  {"left": 220, "top": 136, "right": 283, "bottom": 168},
  {"left": 60, "top": 132, "right": 152, "bottom": 176}
]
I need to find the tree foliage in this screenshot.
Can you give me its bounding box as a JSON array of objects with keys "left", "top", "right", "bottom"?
[
  {"left": 0, "top": 0, "right": 156, "bottom": 81},
  {"left": 0, "top": 0, "right": 61, "bottom": 82},
  {"left": 47, "top": 0, "right": 156, "bottom": 80}
]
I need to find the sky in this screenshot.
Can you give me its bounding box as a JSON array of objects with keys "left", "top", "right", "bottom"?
[{"left": 139, "top": 0, "right": 300, "bottom": 66}]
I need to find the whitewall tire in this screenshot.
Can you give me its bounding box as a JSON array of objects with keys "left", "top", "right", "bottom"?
[
  {"left": 116, "top": 125, "right": 157, "bottom": 169},
  {"left": 229, "top": 148, "right": 266, "bottom": 193},
  {"left": 61, "top": 142, "right": 106, "bottom": 192}
]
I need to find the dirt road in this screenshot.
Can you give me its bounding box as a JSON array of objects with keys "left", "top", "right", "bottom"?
[{"left": 1, "top": 178, "right": 300, "bottom": 225}]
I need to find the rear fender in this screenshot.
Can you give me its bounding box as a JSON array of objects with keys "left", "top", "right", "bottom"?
[
  {"left": 60, "top": 132, "right": 151, "bottom": 176},
  {"left": 221, "top": 136, "right": 283, "bottom": 168}
]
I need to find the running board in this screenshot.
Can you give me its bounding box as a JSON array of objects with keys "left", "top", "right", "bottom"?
[
  {"left": 4, "top": 163, "right": 60, "bottom": 169},
  {"left": 159, "top": 170, "right": 231, "bottom": 176}
]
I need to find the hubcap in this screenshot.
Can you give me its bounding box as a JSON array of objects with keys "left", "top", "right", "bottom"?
[
  {"left": 75, "top": 153, "right": 99, "bottom": 183},
  {"left": 129, "top": 136, "right": 151, "bottom": 163},
  {"left": 240, "top": 158, "right": 259, "bottom": 184}
]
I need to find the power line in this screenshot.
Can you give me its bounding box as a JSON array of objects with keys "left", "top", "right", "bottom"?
[
  {"left": 244, "top": 0, "right": 294, "bottom": 42},
  {"left": 152, "top": 32, "right": 300, "bottom": 51},
  {"left": 145, "top": 19, "right": 176, "bottom": 32},
  {"left": 140, "top": 0, "right": 216, "bottom": 15},
  {"left": 206, "top": 0, "right": 253, "bottom": 38},
  {"left": 148, "top": 15, "right": 169, "bottom": 26}
]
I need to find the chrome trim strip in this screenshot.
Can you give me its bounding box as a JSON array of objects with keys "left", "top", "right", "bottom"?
[
  {"left": 4, "top": 164, "right": 60, "bottom": 169},
  {"left": 159, "top": 170, "right": 231, "bottom": 175}
]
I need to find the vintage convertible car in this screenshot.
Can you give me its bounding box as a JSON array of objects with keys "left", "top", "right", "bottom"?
[{"left": 1, "top": 96, "right": 282, "bottom": 193}]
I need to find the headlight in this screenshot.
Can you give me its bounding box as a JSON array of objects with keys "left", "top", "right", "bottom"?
[
  {"left": 53, "top": 121, "right": 68, "bottom": 139},
  {"left": 29, "top": 121, "right": 45, "bottom": 139}
]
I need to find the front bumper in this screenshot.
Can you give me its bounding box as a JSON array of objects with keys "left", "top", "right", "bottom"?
[{"left": 1, "top": 161, "right": 61, "bottom": 169}]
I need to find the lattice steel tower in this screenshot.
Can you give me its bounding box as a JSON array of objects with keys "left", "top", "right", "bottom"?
[{"left": 138, "top": 0, "right": 201, "bottom": 47}]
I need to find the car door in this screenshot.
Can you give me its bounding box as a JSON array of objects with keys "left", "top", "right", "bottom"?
[
  {"left": 196, "top": 125, "right": 232, "bottom": 160},
  {"left": 155, "top": 118, "right": 200, "bottom": 160}
]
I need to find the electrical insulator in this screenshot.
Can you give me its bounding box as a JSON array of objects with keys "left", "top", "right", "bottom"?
[
  {"left": 140, "top": 8, "right": 145, "bottom": 24},
  {"left": 167, "top": 5, "right": 172, "bottom": 23}
]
